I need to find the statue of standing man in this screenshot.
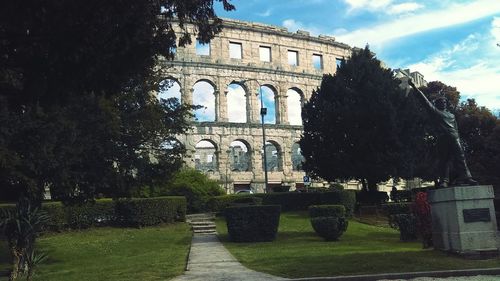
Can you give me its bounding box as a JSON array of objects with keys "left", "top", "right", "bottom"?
[{"left": 408, "top": 80, "right": 477, "bottom": 188}]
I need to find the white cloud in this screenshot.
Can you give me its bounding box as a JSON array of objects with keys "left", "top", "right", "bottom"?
[
  {"left": 227, "top": 84, "right": 247, "bottom": 123},
  {"left": 287, "top": 89, "right": 302, "bottom": 125},
  {"left": 282, "top": 19, "right": 322, "bottom": 35},
  {"left": 407, "top": 31, "right": 500, "bottom": 110},
  {"left": 158, "top": 79, "right": 181, "bottom": 101},
  {"left": 337, "top": 0, "right": 500, "bottom": 47},
  {"left": 492, "top": 17, "right": 500, "bottom": 42},
  {"left": 193, "top": 81, "right": 215, "bottom": 121},
  {"left": 344, "top": 0, "right": 392, "bottom": 11},
  {"left": 257, "top": 8, "right": 272, "bottom": 17},
  {"left": 387, "top": 2, "right": 424, "bottom": 15}
]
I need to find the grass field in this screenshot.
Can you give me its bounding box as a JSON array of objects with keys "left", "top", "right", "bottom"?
[
  {"left": 1, "top": 223, "right": 191, "bottom": 281},
  {"left": 216, "top": 211, "right": 500, "bottom": 278}
]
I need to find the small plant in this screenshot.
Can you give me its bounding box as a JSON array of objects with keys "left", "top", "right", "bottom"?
[
  {"left": 310, "top": 216, "right": 348, "bottom": 241},
  {"left": 1, "top": 198, "right": 49, "bottom": 281},
  {"left": 389, "top": 214, "right": 417, "bottom": 241},
  {"left": 412, "top": 192, "right": 432, "bottom": 248},
  {"left": 225, "top": 205, "right": 281, "bottom": 242},
  {"left": 309, "top": 205, "right": 348, "bottom": 241}
]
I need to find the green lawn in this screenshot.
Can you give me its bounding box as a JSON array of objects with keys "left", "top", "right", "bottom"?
[
  {"left": 1, "top": 223, "right": 191, "bottom": 281},
  {"left": 216, "top": 212, "right": 500, "bottom": 278}
]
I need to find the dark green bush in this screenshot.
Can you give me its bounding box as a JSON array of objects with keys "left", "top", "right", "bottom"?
[
  {"left": 225, "top": 205, "right": 281, "bottom": 242},
  {"left": 166, "top": 168, "right": 224, "bottom": 213},
  {"left": 64, "top": 200, "right": 115, "bottom": 229},
  {"left": 389, "top": 214, "right": 417, "bottom": 241},
  {"left": 309, "top": 205, "right": 346, "bottom": 218},
  {"left": 41, "top": 202, "right": 66, "bottom": 231},
  {"left": 209, "top": 190, "right": 355, "bottom": 217},
  {"left": 356, "top": 190, "right": 389, "bottom": 206},
  {"left": 310, "top": 216, "right": 348, "bottom": 241},
  {"left": 0, "top": 196, "right": 186, "bottom": 230},
  {"left": 381, "top": 202, "right": 412, "bottom": 216},
  {"left": 115, "top": 197, "right": 186, "bottom": 227}
]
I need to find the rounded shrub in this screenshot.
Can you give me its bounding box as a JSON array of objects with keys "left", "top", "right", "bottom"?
[
  {"left": 389, "top": 214, "right": 417, "bottom": 241},
  {"left": 309, "top": 205, "right": 346, "bottom": 218},
  {"left": 310, "top": 216, "right": 348, "bottom": 241},
  {"left": 225, "top": 205, "right": 281, "bottom": 242},
  {"left": 166, "top": 168, "right": 224, "bottom": 213}
]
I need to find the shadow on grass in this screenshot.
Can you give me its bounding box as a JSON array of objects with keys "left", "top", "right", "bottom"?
[
  {"left": 0, "top": 239, "right": 10, "bottom": 277},
  {"left": 243, "top": 249, "right": 499, "bottom": 278}
]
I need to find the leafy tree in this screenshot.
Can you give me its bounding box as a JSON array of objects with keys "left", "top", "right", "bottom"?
[
  {"left": 300, "top": 46, "right": 418, "bottom": 191},
  {"left": 167, "top": 168, "right": 224, "bottom": 213},
  {"left": 0, "top": 0, "right": 235, "bottom": 204}
]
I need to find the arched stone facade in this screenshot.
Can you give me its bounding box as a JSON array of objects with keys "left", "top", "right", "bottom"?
[{"left": 159, "top": 19, "right": 353, "bottom": 193}]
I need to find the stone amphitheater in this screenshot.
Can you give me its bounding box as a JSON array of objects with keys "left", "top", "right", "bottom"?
[{"left": 158, "top": 19, "right": 357, "bottom": 193}]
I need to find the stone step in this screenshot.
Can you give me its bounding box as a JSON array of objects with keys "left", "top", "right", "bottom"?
[
  {"left": 186, "top": 213, "right": 215, "bottom": 220},
  {"left": 190, "top": 221, "right": 215, "bottom": 226},
  {"left": 192, "top": 223, "right": 215, "bottom": 228},
  {"left": 193, "top": 229, "right": 217, "bottom": 234}
]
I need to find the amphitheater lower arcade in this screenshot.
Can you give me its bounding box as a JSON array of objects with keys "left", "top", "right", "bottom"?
[{"left": 159, "top": 19, "right": 353, "bottom": 193}]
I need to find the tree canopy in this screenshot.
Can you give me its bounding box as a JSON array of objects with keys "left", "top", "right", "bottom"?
[
  {"left": 300, "top": 46, "right": 420, "bottom": 191},
  {"left": 0, "top": 0, "right": 235, "bottom": 203}
]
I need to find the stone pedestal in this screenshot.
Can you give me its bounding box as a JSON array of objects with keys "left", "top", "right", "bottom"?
[{"left": 428, "top": 185, "right": 499, "bottom": 256}]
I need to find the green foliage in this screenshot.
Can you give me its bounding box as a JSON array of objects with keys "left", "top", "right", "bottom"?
[
  {"left": 355, "top": 190, "right": 389, "bottom": 206},
  {"left": 115, "top": 197, "right": 186, "bottom": 227},
  {"left": 1, "top": 197, "right": 186, "bottom": 230},
  {"left": 0, "top": 199, "right": 49, "bottom": 280},
  {"left": 0, "top": 0, "right": 234, "bottom": 204},
  {"left": 309, "top": 205, "right": 346, "bottom": 218},
  {"left": 381, "top": 202, "right": 412, "bottom": 216},
  {"left": 225, "top": 205, "right": 281, "bottom": 242},
  {"left": 208, "top": 191, "right": 356, "bottom": 217},
  {"left": 389, "top": 214, "right": 417, "bottom": 241},
  {"left": 310, "top": 216, "right": 348, "bottom": 241},
  {"left": 300, "top": 46, "right": 418, "bottom": 191},
  {"left": 166, "top": 168, "right": 225, "bottom": 213}
]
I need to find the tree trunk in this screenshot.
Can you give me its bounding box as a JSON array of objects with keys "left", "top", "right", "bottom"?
[
  {"left": 9, "top": 247, "right": 20, "bottom": 281},
  {"left": 367, "top": 179, "right": 378, "bottom": 192}
]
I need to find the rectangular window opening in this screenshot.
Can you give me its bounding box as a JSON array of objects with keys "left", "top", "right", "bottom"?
[
  {"left": 336, "top": 58, "right": 344, "bottom": 68},
  {"left": 196, "top": 40, "right": 210, "bottom": 56},
  {"left": 229, "top": 42, "right": 242, "bottom": 59},
  {"left": 288, "top": 50, "right": 298, "bottom": 66},
  {"left": 312, "top": 54, "right": 323, "bottom": 70},
  {"left": 259, "top": 46, "right": 271, "bottom": 62}
]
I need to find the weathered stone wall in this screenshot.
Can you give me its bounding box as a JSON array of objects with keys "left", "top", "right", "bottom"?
[{"left": 159, "top": 19, "right": 353, "bottom": 193}]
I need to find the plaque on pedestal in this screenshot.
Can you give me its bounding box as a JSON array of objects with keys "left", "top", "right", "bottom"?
[{"left": 428, "top": 185, "right": 499, "bottom": 257}]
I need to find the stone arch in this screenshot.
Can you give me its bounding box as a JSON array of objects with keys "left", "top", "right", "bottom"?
[
  {"left": 226, "top": 83, "right": 247, "bottom": 123},
  {"left": 193, "top": 79, "right": 216, "bottom": 122},
  {"left": 287, "top": 87, "right": 303, "bottom": 125},
  {"left": 194, "top": 139, "right": 218, "bottom": 172},
  {"left": 158, "top": 78, "right": 182, "bottom": 102},
  {"left": 291, "top": 142, "right": 304, "bottom": 171},
  {"left": 264, "top": 140, "right": 282, "bottom": 172},
  {"left": 228, "top": 139, "right": 251, "bottom": 171},
  {"left": 260, "top": 84, "right": 277, "bottom": 124}
]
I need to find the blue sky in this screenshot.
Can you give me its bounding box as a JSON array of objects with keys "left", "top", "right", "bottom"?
[{"left": 215, "top": 0, "right": 500, "bottom": 113}]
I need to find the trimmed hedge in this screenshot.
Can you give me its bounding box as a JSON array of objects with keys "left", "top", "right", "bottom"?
[
  {"left": 310, "top": 216, "right": 348, "bottom": 241},
  {"left": 389, "top": 214, "right": 417, "bottom": 241},
  {"left": 356, "top": 191, "right": 389, "bottom": 206},
  {"left": 309, "top": 205, "right": 346, "bottom": 218},
  {"left": 381, "top": 202, "right": 412, "bottom": 216},
  {"left": 225, "top": 205, "right": 281, "bottom": 242},
  {"left": 0, "top": 196, "right": 186, "bottom": 231},
  {"left": 210, "top": 191, "right": 356, "bottom": 217},
  {"left": 115, "top": 197, "right": 186, "bottom": 227}
]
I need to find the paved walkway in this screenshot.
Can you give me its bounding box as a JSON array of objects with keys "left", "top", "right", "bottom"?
[
  {"left": 172, "top": 219, "right": 500, "bottom": 281},
  {"left": 171, "top": 234, "right": 288, "bottom": 281}
]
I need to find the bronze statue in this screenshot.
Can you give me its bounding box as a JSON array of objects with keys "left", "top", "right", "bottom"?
[{"left": 408, "top": 80, "right": 477, "bottom": 188}]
